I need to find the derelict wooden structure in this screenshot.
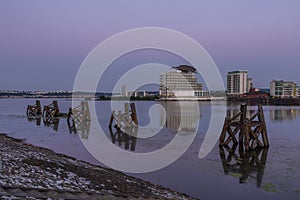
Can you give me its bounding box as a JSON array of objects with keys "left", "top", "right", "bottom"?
[
  {"left": 42, "top": 100, "right": 69, "bottom": 118},
  {"left": 219, "top": 104, "right": 269, "bottom": 151},
  {"left": 26, "top": 100, "right": 42, "bottom": 117},
  {"left": 109, "top": 103, "right": 138, "bottom": 130},
  {"left": 108, "top": 102, "right": 138, "bottom": 151},
  {"left": 67, "top": 101, "right": 91, "bottom": 138}
]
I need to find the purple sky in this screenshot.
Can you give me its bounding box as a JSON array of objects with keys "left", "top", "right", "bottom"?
[{"left": 0, "top": 0, "right": 300, "bottom": 91}]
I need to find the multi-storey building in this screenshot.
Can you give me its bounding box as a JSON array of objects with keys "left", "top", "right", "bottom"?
[
  {"left": 159, "top": 65, "right": 210, "bottom": 100},
  {"left": 270, "top": 80, "right": 297, "bottom": 98},
  {"left": 227, "top": 70, "right": 251, "bottom": 96}
]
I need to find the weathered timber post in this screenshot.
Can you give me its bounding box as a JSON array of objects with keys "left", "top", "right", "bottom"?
[
  {"left": 219, "top": 118, "right": 229, "bottom": 146},
  {"left": 244, "top": 120, "right": 250, "bottom": 151},
  {"left": 26, "top": 100, "right": 42, "bottom": 117},
  {"left": 130, "top": 103, "right": 138, "bottom": 125},
  {"left": 36, "top": 100, "right": 42, "bottom": 115},
  {"left": 84, "top": 101, "right": 91, "bottom": 121},
  {"left": 240, "top": 104, "right": 247, "bottom": 121},
  {"left": 239, "top": 104, "right": 247, "bottom": 145},
  {"left": 219, "top": 104, "right": 269, "bottom": 151},
  {"left": 43, "top": 100, "right": 61, "bottom": 118},
  {"left": 67, "top": 101, "right": 91, "bottom": 137},
  {"left": 67, "top": 108, "right": 73, "bottom": 121},
  {"left": 258, "top": 104, "right": 269, "bottom": 147},
  {"left": 108, "top": 113, "right": 114, "bottom": 129},
  {"left": 52, "top": 100, "right": 60, "bottom": 116},
  {"left": 109, "top": 103, "right": 138, "bottom": 130}
]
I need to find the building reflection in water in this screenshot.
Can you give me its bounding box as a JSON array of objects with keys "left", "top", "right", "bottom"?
[
  {"left": 270, "top": 108, "right": 300, "bottom": 121},
  {"left": 160, "top": 101, "right": 201, "bottom": 133},
  {"left": 219, "top": 145, "right": 269, "bottom": 187},
  {"left": 107, "top": 101, "right": 201, "bottom": 152}
]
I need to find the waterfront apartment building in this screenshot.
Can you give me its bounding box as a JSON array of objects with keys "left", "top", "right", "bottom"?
[
  {"left": 227, "top": 70, "right": 252, "bottom": 96},
  {"left": 159, "top": 65, "right": 210, "bottom": 100},
  {"left": 270, "top": 80, "right": 297, "bottom": 98}
]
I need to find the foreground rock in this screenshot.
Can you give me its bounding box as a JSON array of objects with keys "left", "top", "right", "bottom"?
[{"left": 0, "top": 134, "right": 195, "bottom": 199}]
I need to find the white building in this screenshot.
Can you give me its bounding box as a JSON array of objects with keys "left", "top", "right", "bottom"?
[
  {"left": 227, "top": 70, "right": 251, "bottom": 96},
  {"left": 270, "top": 80, "right": 297, "bottom": 98},
  {"left": 159, "top": 65, "right": 210, "bottom": 100}
]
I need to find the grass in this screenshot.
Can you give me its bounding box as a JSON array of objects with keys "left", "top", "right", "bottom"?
[{"left": 262, "top": 183, "right": 277, "bottom": 193}]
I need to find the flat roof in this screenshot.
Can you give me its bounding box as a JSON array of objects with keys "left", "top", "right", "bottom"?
[{"left": 227, "top": 70, "right": 248, "bottom": 74}]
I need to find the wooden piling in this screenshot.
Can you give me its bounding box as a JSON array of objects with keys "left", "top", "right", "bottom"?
[
  {"left": 26, "top": 100, "right": 42, "bottom": 117},
  {"left": 258, "top": 104, "right": 269, "bottom": 147},
  {"left": 240, "top": 104, "right": 247, "bottom": 122},
  {"left": 219, "top": 118, "right": 229, "bottom": 146},
  {"left": 130, "top": 103, "right": 138, "bottom": 125},
  {"left": 52, "top": 100, "right": 60, "bottom": 116},
  {"left": 219, "top": 104, "right": 269, "bottom": 151},
  {"left": 67, "top": 101, "right": 91, "bottom": 136},
  {"left": 109, "top": 113, "right": 114, "bottom": 129}
]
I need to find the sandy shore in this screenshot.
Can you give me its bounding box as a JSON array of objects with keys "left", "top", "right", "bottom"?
[{"left": 0, "top": 133, "right": 196, "bottom": 200}]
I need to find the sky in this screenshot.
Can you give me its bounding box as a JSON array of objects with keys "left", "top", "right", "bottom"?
[{"left": 0, "top": 0, "right": 300, "bottom": 91}]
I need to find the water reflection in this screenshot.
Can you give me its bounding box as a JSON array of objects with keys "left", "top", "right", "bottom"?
[
  {"left": 160, "top": 101, "right": 201, "bottom": 132},
  {"left": 26, "top": 101, "right": 91, "bottom": 135},
  {"left": 226, "top": 109, "right": 255, "bottom": 121},
  {"left": 109, "top": 126, "right": 138, "bottom": 151},
  {"left": 67, "top": 118, "right": 91, "bottom": 139},
  {"left": 27, "top": 116, "right": 41, "bottom": 126},
  {"left": 106, "top": 101, "right": 201, "bottom": 152},
  {"left": 219, "top": 145, "right": 268, "bottom": 187},
  {"left": 27, "top": 116, "right": 60, "bottom": 132},
  {"left": 270, "top": 108, "right": 300, "bottom": 121},
  {"left": 43, "top": 117, "right": 60, "bottom": 131}
]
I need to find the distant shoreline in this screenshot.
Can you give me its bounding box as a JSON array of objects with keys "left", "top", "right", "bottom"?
[{"left": 227, "top": 97, "right": 300, "bottom": 106}]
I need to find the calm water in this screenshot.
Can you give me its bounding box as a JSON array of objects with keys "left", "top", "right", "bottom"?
[{"left": 0, "top": 98, "right": 300, "bottom": 200}]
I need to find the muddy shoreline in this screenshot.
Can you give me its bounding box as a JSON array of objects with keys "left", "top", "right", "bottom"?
[{"left": 0, "top": 133, "right": 196, "bottom": 199}]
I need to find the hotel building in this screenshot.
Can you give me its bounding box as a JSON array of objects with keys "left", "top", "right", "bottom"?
[{"left": 159, "top": 65, "right": 210, "bottom": 100}]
